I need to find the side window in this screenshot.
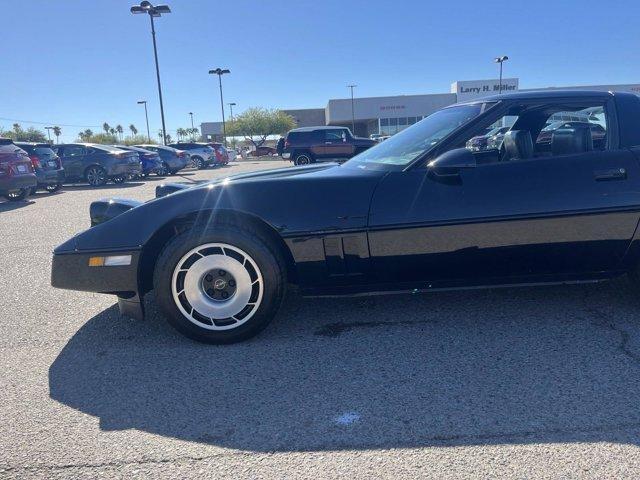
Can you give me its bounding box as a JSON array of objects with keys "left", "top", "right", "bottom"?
[
  {"left": 537, "top": 107, "right": 607, "bottom": 152},
  {"left": 63, "top": 145, "right": 85, "bottom": 157},
  {"left": 325, "top": 130, "right": 345, "bottom": 141}
]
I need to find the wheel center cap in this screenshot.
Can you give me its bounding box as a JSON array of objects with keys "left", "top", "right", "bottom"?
[{"left": 213, "top": 278, "right": 227, "bottom": 290}]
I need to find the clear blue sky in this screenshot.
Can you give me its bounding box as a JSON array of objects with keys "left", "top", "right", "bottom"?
[{"left": 2, "top": 0, "right": 639, "bottom": 142}]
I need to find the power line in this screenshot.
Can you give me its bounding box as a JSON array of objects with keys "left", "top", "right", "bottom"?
[{"left": 0, "top": 117, "right": 102, "bottom": 128}]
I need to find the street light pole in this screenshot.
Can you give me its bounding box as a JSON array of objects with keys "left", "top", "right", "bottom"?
[
  {"left": 189, "top": 112, "right": 194, "bottom": 129},
  {"left": 209, "top": 68, "right": 230, "bottom": 146},
  {"left": 494, "top": 55, "right": 509, "bottom": 94},
  {"left": 228, "top": 102, "right": 236, "bottom": 121},
  {"left": 45, "top": 126, "right": 53, "bottom": 142},
  {"left": 347, "top": 84, "right": 357, "bottom": 134},
  {"left": 131, "top": 2, "right": 171, "bottom": 145},
  {"left": 137, "top": 100, "right": 150, "bottom": 142}
]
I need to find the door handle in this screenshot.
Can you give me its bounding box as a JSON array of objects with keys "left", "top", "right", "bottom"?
[{"left": 594, "top": 168, "right": 626, "bottom": 181}]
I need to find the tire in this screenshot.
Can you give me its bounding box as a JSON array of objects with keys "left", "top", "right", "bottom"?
[
  {"left": 153, "top": 224, "right": 287, "bottom": 344},
  {"left": 192, "top": 156, "right": 205, "bottom": 169},
  {"left": 293, "top": 152, "right": 313, "bottom": 166},
  {"left": 46, "top": 183, "right": 62, "bottom": 193},
  {"left": 112, "top": 175, "right": 126, "bottom": 184},
  {"left": 157, "top": 163, "right": 169, "bottom": 176},
  {"left": 4, "top": 188, "right": 30, "bottom": 201},
  {"left": 85, "top": 166, "right": 107, "bottom": 187}
]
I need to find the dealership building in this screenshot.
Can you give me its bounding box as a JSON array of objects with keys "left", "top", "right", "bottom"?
[{"left": 200, "top": 78, "right": 640, "bottom": 140}]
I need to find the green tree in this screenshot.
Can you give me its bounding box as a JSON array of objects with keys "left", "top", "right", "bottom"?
[
  {"left": 76, "top": 132, "right": 117, "bottom": 144},
  {"left": 103, "top": 122, "right": 110, "bottom": 135},
  {"left": 176, "top": 127, "right": 186, "bottom": 140},
  {"left": 52, "top": 126, "right": 62, "bottom": 144},
  {"left": 2, "top": 123, "right": 47, "bottom": 142},
  {"left": 122, "top": 134, "right": 156, "bottom": 146},
  {"left": 129, "top": 124, "right": 138, "bottom": 137},
  {"left": 226, "top": 108, "right": 295, "bottom": 148}
]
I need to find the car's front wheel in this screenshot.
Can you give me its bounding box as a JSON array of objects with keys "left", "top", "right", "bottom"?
[{"left": 153, "top": 224, "right": 287, "bottom": 344}]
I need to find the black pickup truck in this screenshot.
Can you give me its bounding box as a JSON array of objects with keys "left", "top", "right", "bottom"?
[{"left": 282, "top": 126, "right": 376, "bottom": 165}]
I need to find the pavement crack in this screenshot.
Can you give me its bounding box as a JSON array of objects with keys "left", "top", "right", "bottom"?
[
  {"left": 314, "top": 319, "right": 433, "bottom": 337},
  {"left": 581, "top": 292, "right": 640, "bottom": 364}
]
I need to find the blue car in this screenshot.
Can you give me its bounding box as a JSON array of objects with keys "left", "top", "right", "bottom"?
[{"left": 113, "top": 145, "right": 163, "bottom": 177}]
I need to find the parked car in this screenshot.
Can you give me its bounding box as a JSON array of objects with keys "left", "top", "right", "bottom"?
[
  {"left": 465, "top": 126, "right": 511, "bottom": 152},
  {"left": 537, "top": 121, "right": 607, "bottom": 150},
  {"left": 51, "top": 90, "right": 640, "bottom": 344},
  {"left": 282, "top": 126, "right": 376, "bottom": 165},
  {"left": 249, "top": 146, "right": 277, "bottom": 157},
  {"left": 167, "top": 142, "right": 215, "bottom": 169},
  {"left": 134, "top": 144, "right": 188, "bottom": 174},
  {"left": 0, "top": 139, "right": 36, "bottom": 201},
  {"left": 14, "top": 142, "right": 65, "bottom": 194},
  {"left": 112, "top": 145, "right": 162, "bottom": 177},
  {"left": 52, "top": 144, "right": 141, "bottom": 186},
  {"left": 206, "top": 142, "right": 230, "bottom": 165}
]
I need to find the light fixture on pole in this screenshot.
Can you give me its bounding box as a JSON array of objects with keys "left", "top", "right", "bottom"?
[
  {"left": 347, "top": 85, "right": 357, "bottom": 133},
  {"left": 189, "top": 112, "right": 194, "bottom": 130},
  {"left": 44, "top": 126, "right": 53, "bottom": 142},
  {"left": 131, "top": 1, "right": 171, "bottom": 145},
  {"left": 494, "top": 55, "right": 509, "bottom": 94},
  {"left": 208, "top": 68, "right": 230, "bottom": 146},
  {"left": 228, "top": 102, "right": 236, "bottom": 121},
  {"left": 137, "top": 100, "right": 151, "bottom": 142}
]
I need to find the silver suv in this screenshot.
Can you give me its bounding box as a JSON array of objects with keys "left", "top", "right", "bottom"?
[{"left": 167, "top": 142, "right": 214, "bottom": 169}]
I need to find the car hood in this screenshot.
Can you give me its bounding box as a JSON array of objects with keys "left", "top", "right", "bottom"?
[{"left": 61, "top": 163, "right": 387, "bottom": 252}]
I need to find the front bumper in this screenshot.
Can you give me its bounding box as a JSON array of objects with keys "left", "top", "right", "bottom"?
[{"left": 51, "top": 248, "right": 145, "bottom": 319}]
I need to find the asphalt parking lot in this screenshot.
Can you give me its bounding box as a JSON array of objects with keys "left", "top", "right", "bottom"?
[{"left": 2, "top": 159, "right": 640, "bottom": 478}]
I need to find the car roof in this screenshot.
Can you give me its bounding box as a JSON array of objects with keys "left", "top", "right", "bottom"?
[
  {"left": 289, "top": 126, "right": 348, "bottom": 132},
  {"left": 460, "top": 89, "right": 617, "bottom": 104}
]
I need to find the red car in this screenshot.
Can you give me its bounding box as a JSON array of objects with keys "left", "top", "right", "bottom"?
[
  {"left": 249, "top": 146, "right": 277, "bottom": 157},
  {"left": 0, "top": 138, "right": 37, "bottom": 201},
  {"left": 207, "top": 143, "right": 230, "bottom": 166}
]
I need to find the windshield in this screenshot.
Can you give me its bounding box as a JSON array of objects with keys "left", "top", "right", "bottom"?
[{"left": 345, "top": 103, "right": 493, "bottom": 168}]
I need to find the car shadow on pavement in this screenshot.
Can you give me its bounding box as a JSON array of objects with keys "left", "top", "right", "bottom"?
[
  {"left": 0, "top": 199, "right": 34, "bottom": 212},
  {"left": 49, "top": 280, "right": 640, "bottom": 452},
  {"left": 64, "top": 182, "right": 145, "bottom": 191}
]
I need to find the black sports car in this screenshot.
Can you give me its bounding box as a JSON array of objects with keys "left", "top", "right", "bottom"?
[{"left": 52, "top": 90, "right": 640, "bottom": 344}]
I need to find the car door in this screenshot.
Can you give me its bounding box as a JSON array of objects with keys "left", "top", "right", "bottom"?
[
  {"left": 58, "top": 145, "right": 86, "bottom": 180},
  {"left": 367, "top": 99, "right": 640, "bottom": 286},
  {"left": 323, "top": 129, "right": 354, "bottom": 158}
]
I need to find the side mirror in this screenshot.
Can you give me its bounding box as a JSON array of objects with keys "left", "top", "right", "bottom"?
[{"left": 427, "top": 148, "right": 476, "bottom": 176}]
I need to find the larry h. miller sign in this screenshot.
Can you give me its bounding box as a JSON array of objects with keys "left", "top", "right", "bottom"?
[{"left": 452, "top": 78, "right": 519, "bottom": 101}]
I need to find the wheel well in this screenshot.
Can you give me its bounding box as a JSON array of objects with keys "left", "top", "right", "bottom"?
[
  {"left": 293, "top": 150, "right": 313, "bottom": 159},
  {"left": 138, "top": 209, "right": 298, "bottom": 293},
  {"left": 84, "top": 164, "right": 105, "bottom": 176}
]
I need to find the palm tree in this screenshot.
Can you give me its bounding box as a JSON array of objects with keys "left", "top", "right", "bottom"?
[
  {"left": 115, "top": 125, "right": 123, "bottom": 141},
  {"left": 176, "top": 127, "right": 186, "bottom": 140},
  {"left": 52, "top": 126, "right": 62, "bottom": 144},
  {"left": 189, "top": 127, "right": 199, "bottom": 140},
  {"left": 84, "top": 129, "right": 93, "bottom": 138},
  {"left": 103, "top": 122, "right": 110, "bottom": 135},
  {"left": 158, "top": 130, "right": 164, "bottom": 142},
  {"left": 109, "top": 127, "right": 116, "bottom": 137},
  {"left": 129, "top": 124, "right": 138, "bottom": 137}
]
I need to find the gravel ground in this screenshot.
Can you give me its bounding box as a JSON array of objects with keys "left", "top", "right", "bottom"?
[{"left": 2, "top": 159, "right": 640, "bottom": 479}]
